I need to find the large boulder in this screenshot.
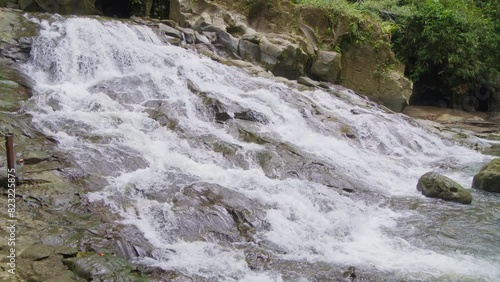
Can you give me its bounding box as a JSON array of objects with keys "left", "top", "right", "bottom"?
[
  {"left": 238, "top": 38, "right": 260, "bottom": 63},
  {"left": 472, "top": 159, "right": 500, "bottom": 193},
  {"left": 341, "top": 43, "right": 412, "bottom": 112},
  {"left": 417, "top": 172, "right": 472, "bottom": 204},
  {"left": 311, "top": 50, "right": 341, "bottom": 84},
  {"left": 0, "top": 8, "right": 38, "bottom": 63}
]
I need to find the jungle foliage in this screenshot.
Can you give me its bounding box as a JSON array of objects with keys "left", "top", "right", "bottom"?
[{"left": 293, "top": 0, "right": 499, "bottom": 109}]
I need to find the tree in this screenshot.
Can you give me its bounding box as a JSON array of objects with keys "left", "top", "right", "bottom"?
[{"left": 392, "top": 0, "right": 499, "bottom": 110}]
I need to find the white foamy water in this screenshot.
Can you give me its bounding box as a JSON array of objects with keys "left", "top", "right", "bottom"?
[{"left": 23, "top": 17, "right": 499, "bottom": 281}]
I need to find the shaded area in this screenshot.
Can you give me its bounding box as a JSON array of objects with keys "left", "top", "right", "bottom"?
[
  {"left": 95, "top": 0, "right": 132, "bottom": 18},
  {"left": 409, "top": 78, "right": 496, "bottom": 113}
]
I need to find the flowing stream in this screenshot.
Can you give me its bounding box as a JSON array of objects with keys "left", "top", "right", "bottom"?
[{"left": 22, "top": 16, "right": 499, "bottom": 281}]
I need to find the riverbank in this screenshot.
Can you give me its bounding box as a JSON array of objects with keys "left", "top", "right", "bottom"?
[
  {"left": 402, "top": 105, "right": 500, "bottom": 156},
  {"left": 0, "top": 8, "right": 178, "bottom": 281}
]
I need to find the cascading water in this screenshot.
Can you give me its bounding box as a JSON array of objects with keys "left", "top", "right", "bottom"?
[{"left": 23, "top": 16, "right": 499, "bottom": 281}]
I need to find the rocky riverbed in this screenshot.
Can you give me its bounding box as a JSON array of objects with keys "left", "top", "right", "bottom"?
[
  {"left": 402, "top": 106, "right": 500, "bottom": 156},
  {"left": 1, "top": 7, "right": 499, "bottom": 282},
  {"left": 0, "top": 8, "right": 180, "bottom": 281}
]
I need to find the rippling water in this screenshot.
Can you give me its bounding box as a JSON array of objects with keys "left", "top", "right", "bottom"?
[{"left": 22, "top": 16, "right": 500, "bottom": 281}]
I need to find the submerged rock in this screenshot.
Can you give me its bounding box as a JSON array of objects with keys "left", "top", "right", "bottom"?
[
  {"left": 417, "top": 172, "right": 472, "bottom": 204},
  {"left": 234, "top": 109, "right": 268, "bottom": 123},
  {"left": 138, "top": 182, "right": 267, "bottom": 245},
  {"left": 472, "top": 159, "right": 500, "bottom": 193}
]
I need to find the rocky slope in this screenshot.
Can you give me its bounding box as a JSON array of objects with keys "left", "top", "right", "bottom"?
[
  {"left": 169, "top": 0, "right": 412, "bottom": 111},
  {"left": 1, "top": 0, "right": 413, "bottom": 112},
  {"left": 0, "top": 2, "right": 498, "bottom": 281},
  {"left": 0, "top": 8, "right": 179, "bottom": 281}
]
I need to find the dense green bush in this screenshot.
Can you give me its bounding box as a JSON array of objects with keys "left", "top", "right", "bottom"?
[
  {"left": 292, "top": 0, "right": 499, "bottom": 110},
  {"left": 392, "top": 0, "right": 499, "bottom": 90}
]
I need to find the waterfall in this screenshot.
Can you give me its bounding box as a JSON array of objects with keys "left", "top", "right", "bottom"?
[{"left": 23, "top": 16, "right": 500, "bottom": 281}]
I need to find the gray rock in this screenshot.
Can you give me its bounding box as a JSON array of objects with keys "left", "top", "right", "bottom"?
[
  {"left": 259, "top": 38, "right": 283, "bottom": 69},
  {"left": 168, "top": 182, "right": 266, "bottom": 243},
  {"left": 215, "top": 112, "right": 232, "bottom": 122},
  {"left": 299, "top": 23, "right": 318, "bottom": 46},
  {"left": 197, "top": 23, "right": 239, "bottom": 54},
  {"left": 177, "top": 26, "right": 195, "bottom": 44},
  {"left": 238, "top": 39, "right": 260, "bottom": 62},
  {"left": 159, "top": 23, "right": 182, "bottom": 39},
  {"left": 22, "top": 151, "right": 51, "bottom": 165},
  {"left": 63, "top": 254, "right": 144, "bottom": 281},
  {"left": 241, "top": 32, "right": 263, "bottom": 44},
  {"left": 472, "top": 158, "right": 500, "bottom": 193},
  {"left": 341, "top": 44, "right": 411, "bottom": 112},
  {"left": 298, "top": 76, "right": 319, "bottom": 87},
  {"left": 311, "top": 50, "right": 341, "bottom": 83},
  {"left": 165, "top": 36, "right": 182, "bottom": 46},
  {"left": 193, "top": 12, "right": 212, "bottom": 29},
  {"left": 20, "top": 245, "right": 52, "bottom": 261},
  {"left": 245, "top": 247, "right": 272, "bottom": 270},
  {"left": 417, "top": 172, "right": 472, "bottom": 204},
  {"left": 273, "top": 44, "right": 308, "bottom": 80},
  {"left": 194, "top": 31, "right": 210, "bottom": 44},
  {"left": 54, "top": 246, "right": 78, "bottom": 257},
  {"left": 234, "top": 110, "right": 268, "bottom": 124}
]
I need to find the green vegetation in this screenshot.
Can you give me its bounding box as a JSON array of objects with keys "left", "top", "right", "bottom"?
[
  {"left": 393, "top": 1, "right": 498, "bottom": 87},
  {"left": 292, "top": 0, "right": 499, "bottom": 110},
  {"left": 129, "top": 0, "right": 169, "bottom": 18}
]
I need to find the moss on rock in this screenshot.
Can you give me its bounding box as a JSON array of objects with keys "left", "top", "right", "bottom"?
[
  {"left": 63, "top": 254, "right": 149, "bottom": 281},
  {"left": 472, "top": 159, "right": 500, "bottom": 193},
  {"left": 417, "top": 172, "right": 472, "bottom": 204}
]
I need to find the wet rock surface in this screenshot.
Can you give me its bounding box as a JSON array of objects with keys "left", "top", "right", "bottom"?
[
  {"left": 0, "top": 9, "right": 162, "bottom": 281},
  {"left": 402, "top": 106, "right": 499, "bottom": 134},
  {"left": 311, "top": 50, "right": 341, "bottom": 84},
  {"left": 169, "top": 182, "right": 267, "bottom": 243},
  {"left": 472, "top": 158, "right": 500, "bottom": 193},
  {"left": 129, "top": 0, "right": 412, "bottom": 111},
  {"left": 402, "top": 106, "right": 500, "bottom": 155},
  {"left": 417, "top": 172, "right": 473, "bottom": 204},
  {"left": 1, "top": 6, "right": 498, "bottom": 282}
]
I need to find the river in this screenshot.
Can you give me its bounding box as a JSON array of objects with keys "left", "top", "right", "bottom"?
[{"left": 22, "top": 16, "right": 500, "bottom": 281}]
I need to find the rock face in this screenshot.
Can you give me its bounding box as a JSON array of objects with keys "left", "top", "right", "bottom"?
[
  {"left": 0, "top": 9, "right": 167, "bottom": 281},
  {"left": 472, "top": 159, "right": 500, "bottom": 193},
  {"left": 4, "top": 0, "right": 414, "bottom": 111},
  {"left": 0, "top": 8, "right": 38, "bottom": 57},
  {"left": 168, "top": 0, "right": 412, "bottom": 111},
  {"left": 311, "top": 50, "right": 341, "bottom": 84},
  {"left": 3, "top": 0, "right": 414, "bottom": 110},
  {"left": 417, "top": 172, "right": 472, "bottom": 204},
  {"left": 341, "top": 44, "right": 412, "bottom": 111}
]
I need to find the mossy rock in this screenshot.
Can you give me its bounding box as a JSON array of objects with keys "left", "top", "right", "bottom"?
[
  {"left": 481, "top": 144, "right": 500, "bottom": 157},
  {"left": 417, "top": 172, "right": 472, "bottom": 204},
  {"left": 212, "top": 141, "right": 239, "bottom": 156},
  {"left": 0, "top": 64, "right": 32, "bottom": 112},
  {"left": 0, "top": 8, "right": 38, "bottom": 45},
  {"left": 472, "top": 159, "right": 500, "bottom": 193},
  {"left": 62, "top": 254, "right": 148, "bottom": 281},
  {"left": 238, "top": 128, "right": 269, "bottom": 144}
]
